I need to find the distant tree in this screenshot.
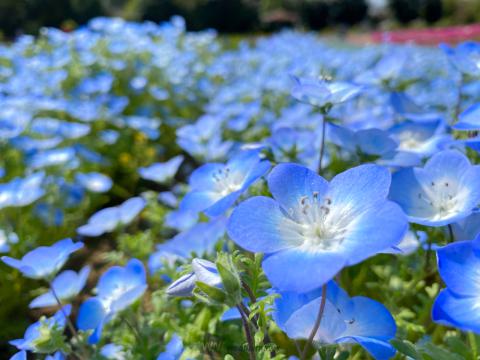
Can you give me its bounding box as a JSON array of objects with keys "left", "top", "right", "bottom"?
[
  {"left": 330, "top": 0, "right": 368, "bottom": 25},
  {"left": 423, "top": 0, "right": 443, "bottom": 24},
  {"left": 389, "top": 0, "right": 421, "bottom": 24},
  {"left": 300, "top": 0, "right": 330, "bottom": 30}
]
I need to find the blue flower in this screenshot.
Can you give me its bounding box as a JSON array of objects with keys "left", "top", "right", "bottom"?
[
  {"left": 441, "top": 41, "right": 480, "bottom": 76},
  {"left": 149, "top": 217, "right": 226, "bottom": 274},
  {"left": 77, "top": 259, "right": 147, "bottom": 344},
  {"left": 139, "top": 155, "right": 184, "bottom": 184},
  {"left": 180, "top": 149, "right": 270, "bottom": 217},
  {"left": 100, "top": 343, "right": 126, "bottom": 360},
  {"left": 9, "top": 351, "right": 26, "bottom": 360},
  {"left": 291, "top": 76, "right": 361, "bottom": 109},
  {"left": 389, "top": 150, "right": 480, "bottom": 227},
  {"left": 0, "top": 172, "right": 45, "bottom": 209},
  {"left": 328, "top": 123, "right": 397, "bottom": 157},
  {"left": 157, "top": 334, "right": 184, "bottom": 360},
  {"left": 452, "top": 103, "right": 480, "bottom": 131},
  {"left": 432, "top": 237, "right": 480, "bottom": 333},
  {"left": 2, "top": 239, "right": 83, "bottom": 280},
  {"left": 273, "top": 282, "right": 396, "bottom": 360},
  {"left": 75, "top": 172, "right": 113, "bottom": 193},
  {"left": 29, "top": 266, "right": 90, "bottom": 308},
  {"left": 0, "top": 230, "right": 19, "bottom": 253},
  {"left": 10, "top": 305, "right": 71, "bottom": 352},
  {"left": 77, "top": 197, "right": 146, "bottom": 237},
  {"left": 228, "top": 163, "right": 407, "bottom": 292},
  {"left": 166, "top": 259, "right": 221, "bottom": 297}
]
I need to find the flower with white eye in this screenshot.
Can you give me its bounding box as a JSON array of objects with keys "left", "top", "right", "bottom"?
[
  {"left": 389, "top": 150, "right": 480, "bottom": 227},
  {"left": 180, "top": 149, "right": 270, "bottom": 217},
  {"left": 227, "top": 163, "right": 407, "bottom": 293}
]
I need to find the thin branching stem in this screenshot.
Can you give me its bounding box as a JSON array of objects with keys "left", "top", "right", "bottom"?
[{"left": 301, "top": 284, "right": 327, "bottom": 360}]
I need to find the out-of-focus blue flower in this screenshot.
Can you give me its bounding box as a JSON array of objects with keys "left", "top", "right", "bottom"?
[
  {"left": 291, "top": 76, "right": 361, "bottom": 109},
  {"left": 100, "top": 129, "right": 120, "bottom": 144},
  {"left": 45, "top": 352, "right": 65, "bottom": 360},
  {"left": 389, "top": 92, "right": 441, "bottom": 121},
  {"left": 10, "top": 305, "right": 71, "bottom": 352},
  {"left": 77, "top": 259, "right": 147, "bottom": 344},
  {"left": 100, "top": 343, "right": 126, "bottom": 360},
  {"left": 432, "top": 237, "right": 480, "bottom": 333},
  {"left": 389, "top": 150, "right": 480, "bottom": 226},
  {"left": 165, "top": 208, "right": 198, "bottom": 231},
  {"left": 28, "top": 148, "right": 78, "bottom": 170},
  {"left": 452, "top": 103, "right": 480, "bottom": 131},
  {"left": 149, "top": 217, "right": 226, "bottom": 274},
  {"left": 0, "top": 172, "right": 45, "bottom": 209},
  {"left": 139, "top": 155, "right": 184, "bottom": 183},
  {"left": 328, "top": 123, "right": 397, "bottom": 157},
  {"left": 167, "top": 258, "right": 221, "bottom": 297},
  {"left": 273, "top": 282, "right": 396, "bottom": 360},
  {"left": 228, "top": 163, "right": 407, "bottom": 292},
  {"left": 388, "top": 119, "right": 450, "bottom": 157},
  {"left": 441, "top": 41, "right": 480, "bottom": 76},
  {"left": 0, "top": 230, "right": 19, "bottom": 253},
  {"left": 382, "top": 230, "right": 427, "bottom": 256},
  {"left": 180, "top": 150, "right": 270, "bottom": 217},
  {"left": 2, "top": 239, "right": 83, "bottom": 280},
  {"left": 9, "top": 351, "right": 26, "bottom": 360},
  {"left": 29, "top": 266, "right": 90, "bottom": 308},
  {"left": 452, "top": 211, "right": 480, "bottom": 241},
  {"left": 75, "top": 172, "right": 113, "bottom": 193},
  {"left": 77, "top": 197, "right": 146, "bottom": 237},
  {"left": 176, "top": 115, "right": 233, "bottom": 161},
  {"left": 157, "top": 334, "right": 184, "bottom": 360}
]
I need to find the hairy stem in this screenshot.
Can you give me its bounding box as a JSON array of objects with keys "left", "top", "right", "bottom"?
[
  {"left": 301, "top": 284, "right": 327, "bottom": 360},
  {"left": 238, "top": 304, "right": 256, "bottom": 360}
]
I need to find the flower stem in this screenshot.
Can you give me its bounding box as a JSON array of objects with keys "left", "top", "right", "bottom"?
[
  {"left": 447, "top": 224, "right": 454, "bottom": 243},
  {"left": 50, "top": 284, "right": 88, "bottom": 360},
  {"left": 469, "top": 332, "right": 478, "bottom": 360},
  {"left": 237, "top": 304, "right": 256, "bottom": 360},
  {"left": 317, "top": 115, "right": 327, "bottom": 174},
  {"left": 301, "top": 284, "right": 327, "bottom": 360}
]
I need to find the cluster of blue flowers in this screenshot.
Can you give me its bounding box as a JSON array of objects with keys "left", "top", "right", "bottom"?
[{"left": 3, "top": 14, "right": 480, "bottom": 360}]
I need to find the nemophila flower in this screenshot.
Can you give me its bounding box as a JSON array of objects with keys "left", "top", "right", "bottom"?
[
  {"left": 389, "top": 150, "right": 480, "bottom": 227},
  {"left": 452, "top": 103, "right": 480, "bottom": 131},
  {"left": 441, "top": 41, "right": 480, "bottom": 76},
  {"left": 77, "top": 197, "right": 146, "bottom": 237},
  {"left": 149, "top": 217, "right": 226, "bottom": 274},
  {"left": 432, "top": 237, "right": 480, "bottom": 333},
  {"left": 0, "top": 230, "right": 18, "bottom": 253},
  {"left": 77, "top": 259, "right": 147, "bottom": 344},
  {"left": 28, "top": 148, "right": 78, "bottom": 170},
  {"left": 157, "top": 334, "right": 184, "bottom": 360},
  {"left": 452, "top": 211, "right": 480, "bottom": 241},
  {"left": 45, "top": 352, "right": 65, "bottom": 360},
  {"left": 0, "top": 172, "right": 45, "bottom": 209},
  {"left": 100, "top": 343, "right": 126, "bottom": 360},
  {"left": 75, "top": 172, "right": 112, "bottom": 193},
  {"left": 273, "top": 282, "right": 396, "bottom": 360},
  {"left": 291, "top": 76, "right": 361, "bottom": 110},
  {"left": 328, "top": 123, "right": 397, "bottom": 157},
  {"left": 2, "top": 239, "right": 83, "bottom": 280},
  {"left": 387, "top": 119, "right": 450, "bottom": 157},
  {"left": 10, "top": 351, "right": 26, "bottom": 360},
  {"left": 382, "top": 230, "right": 427, "bottom": 256},
  {"left": 180, "top": 149, "right": 270, "bottom": 217},
  {"left": 10, "top": 305, "right": 71, "bottom": 352},
  {"left": 389, "top": 92, "right": 440, "bottom": 121},
  {"left": 167, "top": 259, "right": 221, "bottom": 297},
  {"left": 29, "top": 266, "right": 90, "bottom": 308},
  {"left": 228, "top": 163, "right": 407, "bottom": 292},
  {"left": 165, "top": 208, "right": 198, "bottom": 232},
  {"left": 139, "top": 155, "right": 184, "bottom": 184}
]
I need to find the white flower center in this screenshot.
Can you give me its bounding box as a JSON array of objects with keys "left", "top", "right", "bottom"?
[
  {"left": 283, "top": 192, "right": 349, "bottom": 252},
  {"left": 418, "top": 179, "right": 467, "bottom": 220},
  {"left": 212, "top": 167, "right": 243, "bottom": 196}
]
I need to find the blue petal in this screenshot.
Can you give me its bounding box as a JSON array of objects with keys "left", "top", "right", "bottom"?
[
  {"left": 337, "top": 336, "right": 396, "bottom": 360},
  {"left": 262, "top": 248, "right": 345, "bottom": 292},
  {"left": 432, "top": 289, "right": 480, "bottom": 333},
  {"left": 77, "top": 298, "right": 106, "bottom": 331},
  {"left": 227, "top": 196, "right": 303, "bottom": 253},
  {"left": 267, "top": 163, "right": 329, "bottom": 212},
  {"left": 437, "top": 240, "right": 480, "bottom": 297},
  {"left": 453, "top": 103, "right": 480, "bottom": 131}
]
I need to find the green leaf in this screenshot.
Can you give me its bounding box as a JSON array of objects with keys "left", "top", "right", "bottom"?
[
  {"left": 390, "top": 339, "right": 423, "bottom": 360},
  {"left": 419, "top": 342, "right": 464, "bottom": 360},
  {"left": 195, "top": 281, "right": 226, "bottom": 304}
]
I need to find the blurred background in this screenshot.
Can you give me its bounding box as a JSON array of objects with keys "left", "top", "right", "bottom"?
[{"left": 1, "top": 0, "right": 480, "bottom": 39}]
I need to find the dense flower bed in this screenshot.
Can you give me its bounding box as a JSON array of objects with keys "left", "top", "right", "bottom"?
[{"left": 2, "top": 15, "right": 480, "bottom": 360}]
